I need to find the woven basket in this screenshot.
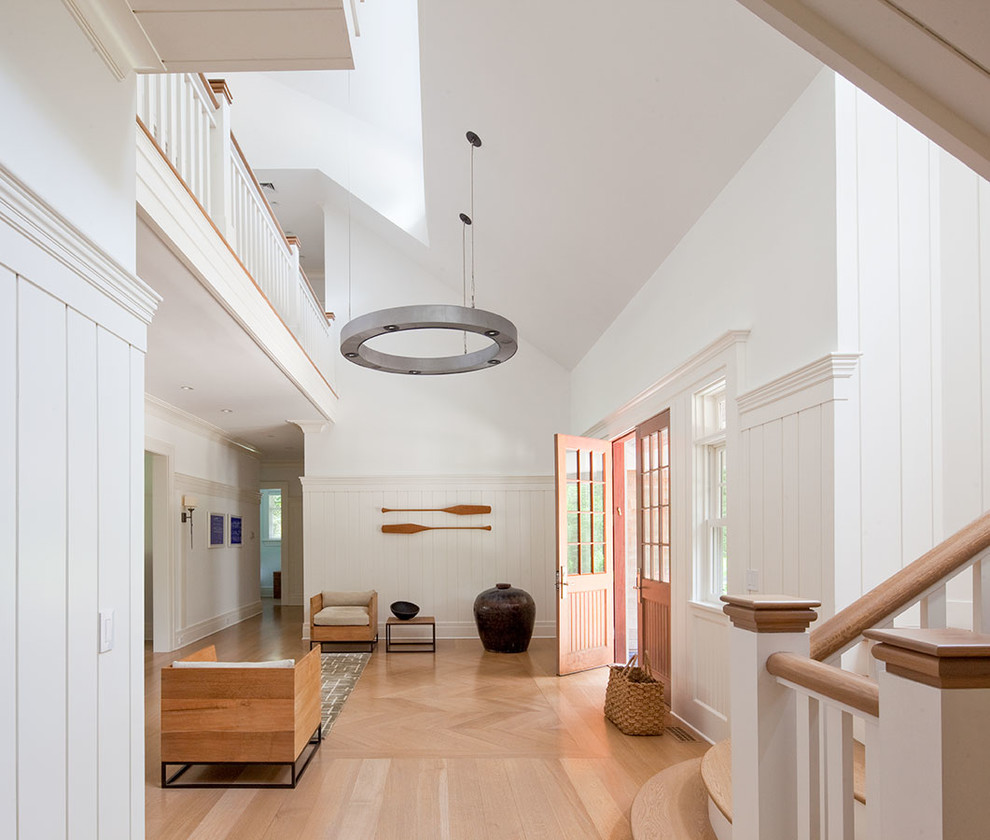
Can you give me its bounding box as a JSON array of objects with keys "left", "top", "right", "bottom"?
[{"left": 604, "top": 652, "right": 666, "bottom": 736}]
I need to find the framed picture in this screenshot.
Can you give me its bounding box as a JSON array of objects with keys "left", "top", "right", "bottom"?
[
  {"left": 229, "top": 515, "right": 243, "bottom": 546},
  {"left": 208, "top": 512, "right": 226, "bottom": 548}
]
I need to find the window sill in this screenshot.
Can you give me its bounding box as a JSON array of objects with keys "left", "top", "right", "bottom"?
[{"left": 689, "top": 599, "right": 728, "bottom": 619}]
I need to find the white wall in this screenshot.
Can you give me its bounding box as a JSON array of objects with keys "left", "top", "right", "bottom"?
[
  {"left": 304, "top": 204, "right": 569, "bottom": 634},
  {"left": 0, "top": 1, "right": 136, "bottom": 269},
  {"left": 0, "top": 187, "right": 155, "bottom": 838},
  {"left": 260, "top": 461, "right": 306, "bottom": 606},
  {"left": 146, "top": 402, "right": 262, "bottom": 648},
  {"left": 833, "top": 77, "right": 990, "bottom": 622},
  {"left": 571, "top": 72, "right": 839, "bottom": 741},
  {"left": 0, "top": 5, "right": 155, "bottom": 837},
  {"left": 570, "top": 69, "right": 838, "bottom": 435}
]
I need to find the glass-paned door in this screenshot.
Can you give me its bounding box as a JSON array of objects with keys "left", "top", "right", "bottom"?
[
  {"left": 636, "top": 409, "right": 671, "bottom": 688},
  {"left": 554, "top": 434, "right": 613, "bottom": 675}
]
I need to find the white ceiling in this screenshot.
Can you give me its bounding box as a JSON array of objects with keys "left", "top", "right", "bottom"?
[
  {"left": 231, "top": 0, "right": 823, "bottom": 370},
  {"left": 138, "top": 0, "right": 824, "bottom": 461}
]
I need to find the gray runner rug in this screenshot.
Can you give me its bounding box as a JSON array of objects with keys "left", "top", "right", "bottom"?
[{"left": 321, "top": 652, "right": 371, "bottom": 736}]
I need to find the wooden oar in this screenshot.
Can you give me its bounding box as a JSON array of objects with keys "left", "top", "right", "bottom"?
[
  {"left": 381, "top": 523, "right": 493, "bottom": 534},
  {"left": 381, "top": 505, "right": 492, "bottom": 516}
]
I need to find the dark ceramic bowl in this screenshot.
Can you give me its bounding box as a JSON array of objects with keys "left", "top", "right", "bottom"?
[{"left": 390, "top": 600, "right": 420, "bottom": 620}]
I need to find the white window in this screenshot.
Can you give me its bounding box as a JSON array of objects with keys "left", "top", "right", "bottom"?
[
  {"left": 263, "top": 490, "right": 282, "bottom": 541},
  {"left": 694, "top": 382, "right": 727, "bottom": 602}
]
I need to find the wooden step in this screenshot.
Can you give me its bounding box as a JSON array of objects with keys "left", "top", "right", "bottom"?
[
  {"left": 698, "top": 737, "right": 867, "bottom": 826},
  {"left": 700, "top": 739, "right": 732, "bottom": 824},
  {"left": 631, "top": 758, "right": 718, "bottom": 840}
]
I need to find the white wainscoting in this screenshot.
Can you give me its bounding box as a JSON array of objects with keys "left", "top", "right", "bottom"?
[
  {"left": 301, "top": 476, "right": 555, "bottom": 639},
  {"left": 737, "top": 354, "right": 859, "bottom": 620},
  {"left": 1, "top": 165, "right": 156, "bottom": 840},
  {"left": 689, "top": 603, "right": 730, "bottom": 737}
]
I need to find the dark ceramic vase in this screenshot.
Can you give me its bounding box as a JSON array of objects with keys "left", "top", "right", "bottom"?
[{"left": 473, "top": 583, "right": 536, "bottom": 653}]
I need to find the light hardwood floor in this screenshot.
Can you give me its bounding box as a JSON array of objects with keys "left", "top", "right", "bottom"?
[{"left": 145, "top": 602, "right": 708, "bottom": 839}]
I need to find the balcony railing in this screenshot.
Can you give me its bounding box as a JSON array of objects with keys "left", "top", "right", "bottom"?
[{"left": 136, "top": 73, "right": 335, "bottom": 388}]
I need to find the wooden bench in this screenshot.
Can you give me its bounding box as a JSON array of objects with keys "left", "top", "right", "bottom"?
[{"left": 160, "top": 644, "right": 322, "bottom": 788}]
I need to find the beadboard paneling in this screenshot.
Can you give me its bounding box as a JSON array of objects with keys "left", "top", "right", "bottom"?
[
  {"left": 835, "top": 77, "right": 990, "bottom": 616},
  {"left": 3, "top": 217, "right": 150, "bottom": 839},
  {"left": 690, "top": 606, "right": 730, "bottom": 736},
  {"left": 302, "top": 479, "right": 555, "bottom": 638}
]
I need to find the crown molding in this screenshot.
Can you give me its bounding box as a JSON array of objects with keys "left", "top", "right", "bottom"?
[
  {"left": 583, "top": 330, "right": 750, "bottom": 439},
  {"left": 175, "top": 473, "right": 261, "bottom": 506},
  {"left": 145, "top": 395, "right": 261, "bottom": 457},
  {"left": 0, "top": 162, "right": 160, "bottom": 326},
  {"left": 737, "top": 353, "right": 860, "bottom": 428}
]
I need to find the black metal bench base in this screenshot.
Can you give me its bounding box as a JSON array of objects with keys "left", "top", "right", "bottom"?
[
  {"left": 310, "top": 634, "right": 378, "bottom": 654},
  {"left": 161, "top": 724, "right": 322, "bottom": 789}
]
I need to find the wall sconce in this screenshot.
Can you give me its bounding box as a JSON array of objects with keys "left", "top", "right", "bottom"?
[{"left": 181, "top": 495, "right": 198, "bottom": 548}]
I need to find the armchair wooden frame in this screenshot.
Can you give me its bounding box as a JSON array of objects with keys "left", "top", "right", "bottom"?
[
  {"left": 309, "top": 591, "right": 379, "bottom": 653},
  {"left": 160, "top": 645, "right": 323, "bottom": 789}
]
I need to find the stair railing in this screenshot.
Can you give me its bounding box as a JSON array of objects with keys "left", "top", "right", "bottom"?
[
  {"left": 136, "top": 73, "right": 335, "bottom": 387},
  {"left": 725, "top": 510, "right": 990, "bottom": 840}
]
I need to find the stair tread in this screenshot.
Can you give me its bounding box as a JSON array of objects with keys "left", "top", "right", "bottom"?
[
  {"left": 700, "top": 739, "right": 732, "bottom": 822},
  {"left": 631, "top": 757, "right": 718, "bottom": 840},
  {"left": 699, "top": 737, "right": 866, "bottom": 822}
]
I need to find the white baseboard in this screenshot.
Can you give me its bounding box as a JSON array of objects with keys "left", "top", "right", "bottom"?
[{"left": 175, "top": 600, "right": 263, "bottom": 649}]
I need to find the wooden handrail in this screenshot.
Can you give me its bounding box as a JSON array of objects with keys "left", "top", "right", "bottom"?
[
  {"left": 810, "top": 510, "right": 990, "bottom": 662},
  {"left": 767, "top": 652, "right": 879, "bottom": 717}
]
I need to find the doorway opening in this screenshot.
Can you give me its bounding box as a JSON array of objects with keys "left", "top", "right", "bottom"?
[
  {"left": 612, "top": 433, "right": 638, "bottom": 663},
  {"left": 260, "top": 488, "right": 283, "bottom": 600}
]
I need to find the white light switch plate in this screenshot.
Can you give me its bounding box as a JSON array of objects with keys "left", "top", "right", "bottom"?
[
  {"left": 746, "top": 570, "right": 760, "bottom": 592},
  {"left": 99, "top": 608, "right": 115, "bottom": 653}
]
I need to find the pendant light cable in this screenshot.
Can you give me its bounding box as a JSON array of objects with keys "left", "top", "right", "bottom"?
[
  {"left": 347, "top": 71, "right": 353, "bottom": 321},
  {"left": 470, "top": 139, "right": 476, "bottom": 309}
]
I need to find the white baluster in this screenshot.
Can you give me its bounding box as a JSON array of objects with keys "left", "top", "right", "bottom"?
[
  {"left": 864, "top": 718, "right": 882, "bottom": 839},
  {"left": 824, "top": 706, "right": 854, "bottom": 839},
  {"left": 920, "top": 585, "right": 947, "bottom": 628},
  {"left": 973, "top": 556, "right": 990, "bottom": 633},
  {"left": 796, "top": 694, "right": 822, "bottom": 840}
]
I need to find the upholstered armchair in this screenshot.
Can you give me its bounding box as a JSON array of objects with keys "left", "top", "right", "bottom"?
[{"left": 309, "top": 589, "right": 378, "bottom": 652}]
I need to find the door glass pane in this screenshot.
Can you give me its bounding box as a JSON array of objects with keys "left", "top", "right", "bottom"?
[
  {"left": 580, "top": 512, "right": 592, "bottom": 544},
  {"left": 662, "top": 506, "right": 670, "bottom": 546},
  {"left": 566, "top": 482, "right": 578, "bottom": 511},
  {"left": 568, "top": 544, "right": 579, "bottom": 575},
  {"left": 567, "top": 512, "right": 578, "bottom": 544},
  {"left": 651, "top": 507, "right": 659, "bottom": 545},
  {"left": 579, "top": 482, "right": 590, "bottom": 511},
  {"left": 593, "top": 544, "right": 605, "bottom": 573},
  {"left": 642, "top": 471, "right": 650, "bottom": 507},
  {"left": 580, "top": 544, "right": 591, "bottom": 574},
  {"left": 660, "top": 428, "right": 669, "bottom": 467},
  {"left": 650, "top": 433, "right": 659, "bottom": 472},
  {"left": 651, "top": 544, "right": 660, "bottom": 580},
  {"left": 593, "top": 483, "right": 605, "bottom": 511},
  {"left": 593, "top": 451, "right": 604, "bottom": 482},
  {"left": 593, "top": 513, "right": 604, "bottom": 544},
  {"left": 566, "top": 448, "right": 578, "bottom": 481},
  {"left": 661, "top": 545, "right": 670, "bottom": 581},
  {"left": 661, "top": 467, "right": 669, "bottom": 505},
  {"left": 583, "top": 450, "right": 592, "bottom": 483},
  {"left": 650, "top": 470, "right": 659, "bottom": 507}
]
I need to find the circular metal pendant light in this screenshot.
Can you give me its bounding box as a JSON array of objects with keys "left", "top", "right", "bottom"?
[
  {"left": 339, "top": 131, "right": 517, "bottom": 375},
  {"left": 340, "top": 304, "right": 517, "bottom": 374}
]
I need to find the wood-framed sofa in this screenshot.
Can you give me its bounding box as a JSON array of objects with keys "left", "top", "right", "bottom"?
[
  {"left": 309, "top": 590, "right": 378, "bottom": 652},
  {"left": 160, "top": 644, "right": 322, "bottom": 788}
]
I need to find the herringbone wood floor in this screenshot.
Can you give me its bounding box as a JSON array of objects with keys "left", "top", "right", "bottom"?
[{"left": 145, "top": 602, "right": 708, "bottom": 839}]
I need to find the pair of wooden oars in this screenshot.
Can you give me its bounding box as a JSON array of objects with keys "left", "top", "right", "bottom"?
[{"left": 381, "top": 504, "right": 492, "bottom": 534}]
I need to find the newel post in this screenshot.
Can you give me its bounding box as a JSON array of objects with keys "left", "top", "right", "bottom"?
[
  {"left": 208, "top": 78, "right": 234, "bottom": 240},
  {"left": 865, "top": 628, "right": 990, "bottom": 840},
  {"left": 722, "top": 594, "right": 821, "bottom": 840}
]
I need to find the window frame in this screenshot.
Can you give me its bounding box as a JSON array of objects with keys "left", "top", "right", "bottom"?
[{"left": 693, "top": 381, "right": 728, "bottom": 604}]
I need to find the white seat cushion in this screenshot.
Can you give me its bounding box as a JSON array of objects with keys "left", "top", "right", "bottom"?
[
  {"left": 322, "top": 590, "right": 375, "bottom": 607},
  {"left": 171, "top": 659, "right": 295, "bottom": 669},
  {"left": 314, "top": 605, "right": 370, "bottom": 626}
]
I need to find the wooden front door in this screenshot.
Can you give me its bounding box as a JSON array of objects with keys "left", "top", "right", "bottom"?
[
  {"left": 554, "top": 434, "right": 613, "bottom": 676},
  {"left": 636, "top": 410, "right": 671, "bottom": 688}
]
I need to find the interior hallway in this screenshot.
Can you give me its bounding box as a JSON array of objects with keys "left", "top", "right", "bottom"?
[{"left": 144, "top": 602, "right": 708, "bottom": 839}]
